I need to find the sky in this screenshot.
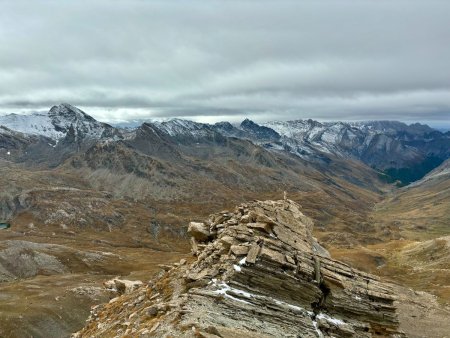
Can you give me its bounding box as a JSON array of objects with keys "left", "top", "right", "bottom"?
[{"left": 0, "top": 0, "right": 449, "bottom": 128}]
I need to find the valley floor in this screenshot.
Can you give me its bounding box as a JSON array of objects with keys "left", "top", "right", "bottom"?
[{"left": 0, "top": 159, "right": 448, "bottom": 337}]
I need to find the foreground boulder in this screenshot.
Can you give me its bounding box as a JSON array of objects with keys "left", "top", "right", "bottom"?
[
  {"left": 187, "top": 221, "right": 210, "bottom": 242},
  {"left": 73, "top": 200, "right": 405, "bottom": 337},
  {"left": 103, "top": 278, "right": 143, "bottom": 295}
]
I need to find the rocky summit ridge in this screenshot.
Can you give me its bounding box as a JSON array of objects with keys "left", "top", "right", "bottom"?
[{"left": 74, "top": 200, "right": 404, "bottom": 338}]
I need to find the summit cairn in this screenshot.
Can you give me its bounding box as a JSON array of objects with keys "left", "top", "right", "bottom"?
[{"left": 74, "top": 200, "right": 405, "bottom": 337}]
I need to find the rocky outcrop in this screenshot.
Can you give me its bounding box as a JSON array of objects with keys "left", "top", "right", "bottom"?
[{"left": 73, "top": 200, "right": 404, "bottom": 337}]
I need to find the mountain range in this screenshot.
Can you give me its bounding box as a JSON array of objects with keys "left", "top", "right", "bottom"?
[{"left": 1, "top": 103, "right": 448, "bottom": 185}]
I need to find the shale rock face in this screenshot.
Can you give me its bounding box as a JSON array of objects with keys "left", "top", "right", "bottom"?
[{"left": 73, "top": 200, "right": 404, "bottom": 338}]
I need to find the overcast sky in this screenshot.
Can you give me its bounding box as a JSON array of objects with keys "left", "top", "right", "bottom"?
[{"left": 1, "top": 0, "right": 449, "bottom": 127}]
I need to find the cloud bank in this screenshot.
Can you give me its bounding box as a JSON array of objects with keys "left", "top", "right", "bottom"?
[{"left": 1, "top": 0, "right": 449, "bottom": 126}]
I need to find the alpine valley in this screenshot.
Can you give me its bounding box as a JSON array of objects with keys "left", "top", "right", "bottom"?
[{"left": 0, "top": 104, "right": 449, "bottom": 338}]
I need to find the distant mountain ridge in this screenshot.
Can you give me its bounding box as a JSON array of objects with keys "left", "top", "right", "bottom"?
[
  {"left": 0, "top": 103, "right": 119, "bottom": 142},
  {"left": 139, "top": 117, "right": 449, "bottom": 182},
  {"left": 0, "top": 104, "right": 449, "bottom": 184},
  {"left": 263, "top": 119, "right": 448, "bottom": 172}
]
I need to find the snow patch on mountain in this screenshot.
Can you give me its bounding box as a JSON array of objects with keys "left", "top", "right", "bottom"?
[
  {"left": 153, "top": 118, "right": 213, "bottom": 138},
  {"left": 0, "top": 103, "right": 116, "bottom": 141},
  {"left": 0, "top": 113, "right": 64, "bottom": 140}
]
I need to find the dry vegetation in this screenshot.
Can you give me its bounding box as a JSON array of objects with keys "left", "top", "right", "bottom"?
[{"left": 0, "top": 154, "right": 449, "bottom": 337}]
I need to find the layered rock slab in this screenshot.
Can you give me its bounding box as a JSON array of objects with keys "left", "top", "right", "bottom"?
[{"left": 74, "top": 200, "right": 404, "bottom": 337}]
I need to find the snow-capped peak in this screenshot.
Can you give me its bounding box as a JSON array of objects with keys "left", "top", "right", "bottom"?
[
  {"left": 0, "top": 103, "right": 116, "bottom": 141},
  {"left": 0, "top": 111, "right": 64, "bottom": 140},
  {"left": 152, "top": 118, "right": 212, "bottom": 138}
]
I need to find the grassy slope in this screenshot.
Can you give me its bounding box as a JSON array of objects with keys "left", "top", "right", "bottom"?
[{"left": 331, "top": 163, "right": 450, "bottom": 304}]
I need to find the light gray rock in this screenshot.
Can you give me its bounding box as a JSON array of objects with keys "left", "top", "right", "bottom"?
[{"left": 188, "top": 222, "right": 210, "bottom": 241}]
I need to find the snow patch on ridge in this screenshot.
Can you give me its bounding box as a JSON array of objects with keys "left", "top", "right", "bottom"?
[
  {"left": 0, "top": 104, "right": 114, "bottom": 141},
  {"left": 212, "top": 280, "right": 252, "bottom": 304},
  {"left": 0, "top": 113, "right": 64, "bottom": 140},
  {"left": 153, "top": 118, "right": 212, "bottom": 138}
]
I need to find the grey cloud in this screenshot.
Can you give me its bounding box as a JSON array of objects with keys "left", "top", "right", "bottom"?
[{"left": 0, "top": 0, "right": 449, "bottom": 127}]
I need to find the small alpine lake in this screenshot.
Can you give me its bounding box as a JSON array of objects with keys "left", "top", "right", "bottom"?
[{"left": 0, "top": 223, "right": 11, "bottom": 230}]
